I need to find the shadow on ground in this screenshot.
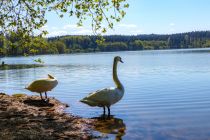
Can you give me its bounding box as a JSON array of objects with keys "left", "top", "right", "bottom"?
[{"left": 23, "top": 99, "right": 54, "bottom": 107}]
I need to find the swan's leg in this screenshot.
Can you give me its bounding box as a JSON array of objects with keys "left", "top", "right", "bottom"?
[
  {"left": 107, "top": 106, "right": 111, "bottom": 117},
  {"left": 44, "top": 92, "right": 49, "bottom": 102},
  {"left": 45, "top": 92, "right": 48, "bottom": 99},
  {"left": 103, "top": 106, "right": 106, "bottom": 115},
  {"left": 39, "top": 93, "right": 43, "bottom": 100}
]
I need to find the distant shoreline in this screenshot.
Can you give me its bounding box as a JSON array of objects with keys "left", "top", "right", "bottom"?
[
  {"left": 1, "top": 47, "right": 210, "bottom": 59},
  {"left": 1, "top": 31, "right": 210, "bottom": 57}
]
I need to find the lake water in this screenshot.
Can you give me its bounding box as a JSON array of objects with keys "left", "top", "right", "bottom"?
[{"left": 1, "top": 48, "right": 210, "bottom": 140}]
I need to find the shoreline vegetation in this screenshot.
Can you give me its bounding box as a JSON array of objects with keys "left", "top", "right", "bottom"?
[
  {"left": 0, "top": 64, "right": 44, "bottom": 70},
  {"left": 0, "top": 31, "right": 210, "bottom": 56},
  {"left": 0, "top": 93, "right": 126, "bottom": 139}
]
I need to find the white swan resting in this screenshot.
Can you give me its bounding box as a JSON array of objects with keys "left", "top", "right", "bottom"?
[
  {"left": 80, "top": 56, "right": 124, "bottom": 116},
  {"left": 25, "top": 74, "right": 58, "bottom": 101}
]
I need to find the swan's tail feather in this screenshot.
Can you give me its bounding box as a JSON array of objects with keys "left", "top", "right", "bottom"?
[
  {"left": 80, "top": 99, "right": 97, "bottom": 107},
  {"left": 48, "top": 74, "right": 55, "bottom": 79}
]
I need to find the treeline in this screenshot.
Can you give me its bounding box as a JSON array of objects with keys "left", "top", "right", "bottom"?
[{"left": 1, "top": 31, "right": 210, "bottom": 56}]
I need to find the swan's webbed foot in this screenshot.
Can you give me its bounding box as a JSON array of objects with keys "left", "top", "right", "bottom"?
[
  {"left": 44, "top": 98, "right": 49, "bottom": 103},
  {"left": 43, "top": 92, "right": 49, "bottom": 103}
]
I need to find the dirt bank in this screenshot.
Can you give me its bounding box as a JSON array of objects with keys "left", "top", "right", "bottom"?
[{"left": 0, "top": 93, "right": 94, "bottom": 140}]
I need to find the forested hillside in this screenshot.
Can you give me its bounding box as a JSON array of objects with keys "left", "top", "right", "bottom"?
[{"left": 1, "top": 31, "right": 210, "bottom": 56}]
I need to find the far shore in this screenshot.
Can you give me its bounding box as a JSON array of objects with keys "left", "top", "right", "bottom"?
[{"left": 1, "top": 47, "right": 210, "bottom": 59}]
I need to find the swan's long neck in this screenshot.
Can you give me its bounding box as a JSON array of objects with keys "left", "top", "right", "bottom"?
[{"left": 113, "top": 59, "right": 124, "bottom": 91}]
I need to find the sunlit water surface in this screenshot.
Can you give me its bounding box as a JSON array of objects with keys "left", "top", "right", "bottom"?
[{"left": 1, "top": 48, "right": 210, "bottom": 140}]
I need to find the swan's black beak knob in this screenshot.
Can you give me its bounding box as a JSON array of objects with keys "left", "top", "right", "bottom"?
[{"left": 120, "top": 59, "right": 124, "bottom": 63}]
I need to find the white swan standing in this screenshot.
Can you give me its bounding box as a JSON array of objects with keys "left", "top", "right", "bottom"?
[
  {"left": 80, "top": 56, "right": 124, "bottom": 116},
  {"left": 25, "top": 74, "right": 58, "bottom": 101}
]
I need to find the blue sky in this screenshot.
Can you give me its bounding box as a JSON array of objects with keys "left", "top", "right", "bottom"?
[{"left": 43, "top": 0, "right": 210, "bottom": 37}]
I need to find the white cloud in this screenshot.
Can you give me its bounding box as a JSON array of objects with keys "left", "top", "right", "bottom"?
[
  {"left": 45, "top": 24, "right": 93, "bottom": 36},
  {"left": 40, "top": 25, "right": 48, "bottom": 30},
  {"left": 117, "top": 23, "right": 137, "bottom": 28},
  {"left": 130, "top": 29, "right": 143, "bottom": 35},
  {"left": 47, "top": 30, "right": 68, "bottom": 37},
  {"left": 170, "top": 28, "right": 175, "bottom": 32},
  {"left": 63, "top": 24, "right": 79, "bottom": 29},
  {"left": 169, "top": 23, "right": 176, "bottom": 32},
  {"left": 107, "top": 23, "right": 143, "bottom": 35},
  {"left": 44, "top": 23, "right": 143, "bottom": 36},
  {"left": 170, "top": 23, "right": 175, "bottom": 26},
  {"left": 51, "top": 26, "right": 58, "bottom": 30},
  {"left": 72, "top": 29, "right": 92, "bottom": 35}
]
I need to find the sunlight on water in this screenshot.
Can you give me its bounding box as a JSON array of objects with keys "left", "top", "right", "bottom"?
[{"left": 1, "top": 48, "right": 210, "bottom": 139}]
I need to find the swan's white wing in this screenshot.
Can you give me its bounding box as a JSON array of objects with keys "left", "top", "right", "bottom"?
[
  {"left": 26, "top": 79, "right": 58, "bottom": 93},
  {"left": 80, "top": 87, "right": 121, "bottom": 107}
]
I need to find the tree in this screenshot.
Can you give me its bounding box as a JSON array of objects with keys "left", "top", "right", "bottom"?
[
  {"left": 131, "top": 40, "right": 143, "bottom": 50},
  {"left": 54, "top": 41, "right": 66, "bottom": 54},
  {"left": 0, "top": 0, "right": 129, "bottom": 37}
]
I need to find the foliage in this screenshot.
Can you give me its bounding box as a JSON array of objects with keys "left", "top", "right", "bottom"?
[
  {"left": 0, "top": 0, "right": 129, "bottom": 36},
  {"left": 1, "top": 31, "right": 210, "bottom": 56},
  {"left": 0, "top": 0, "right": 129, "bottom": 55},
  {"left": 34, "top": 58, "right": 44, "bottom": 64}
]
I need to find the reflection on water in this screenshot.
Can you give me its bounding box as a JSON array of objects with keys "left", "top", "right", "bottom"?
[
  {"left": 1, "top": 48, "right": 210, "bottom": 139},
  {"left": 92, "top": 116, "right": 126, "bottom": 140}
]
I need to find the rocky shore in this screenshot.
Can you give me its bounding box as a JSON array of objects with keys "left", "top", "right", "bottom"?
[{"left": 0, "top": 93, "right": 94, "bottom": 140}]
